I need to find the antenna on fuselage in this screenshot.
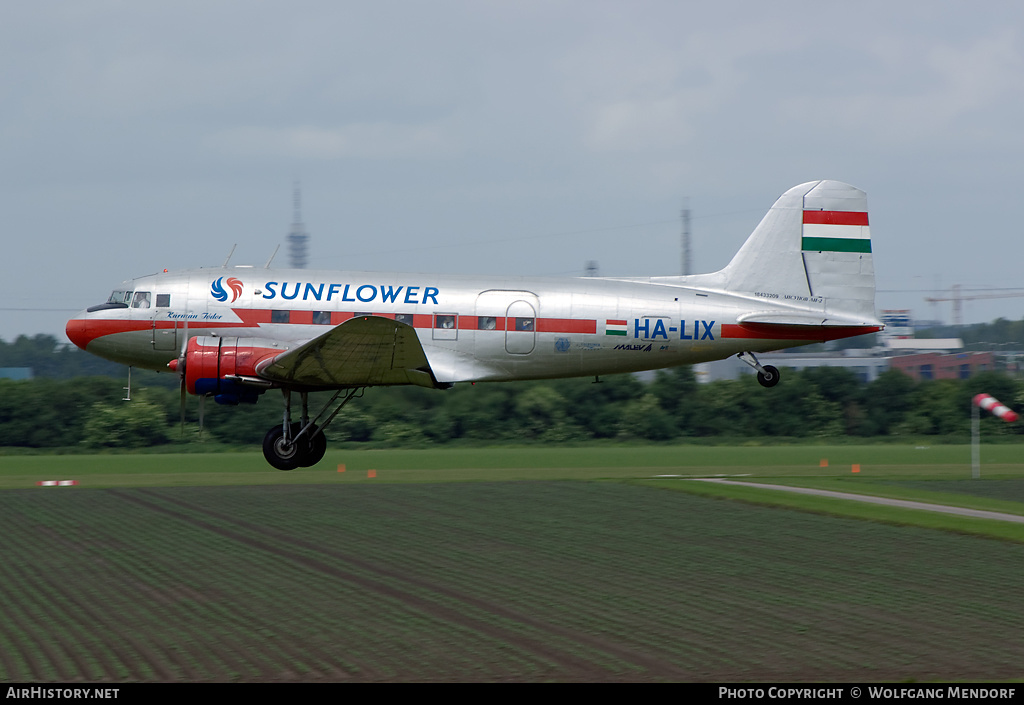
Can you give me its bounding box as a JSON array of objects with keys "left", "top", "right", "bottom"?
[
  {"left": 264, "top": 244, "right": 280, "bottom": 269},
  {"left": 222, "top": 244, "right": 237, "bottom": 268}
]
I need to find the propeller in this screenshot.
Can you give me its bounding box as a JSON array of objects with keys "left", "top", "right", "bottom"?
[
  {"left": 166, "top": 316, "right": 212, "bottom": 439},
  {"left": 169, "top": 316, "right": 205, "bottom": 438},
  {"left": 166, "top": 316, "right": 189, "bottom": 436}
]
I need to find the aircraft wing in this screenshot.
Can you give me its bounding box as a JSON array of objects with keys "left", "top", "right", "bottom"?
[{"left": 256, "top": 315, "right": 437, "bottom": 389}]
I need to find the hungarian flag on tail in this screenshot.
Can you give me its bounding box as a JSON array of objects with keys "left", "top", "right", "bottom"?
[{"left": 801, "top": 210, "right": 871, "bottom": 253}]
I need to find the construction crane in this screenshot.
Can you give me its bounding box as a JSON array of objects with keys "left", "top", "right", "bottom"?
[{"left": 925, "top": 284, "right": 1024, "bottom": 326}]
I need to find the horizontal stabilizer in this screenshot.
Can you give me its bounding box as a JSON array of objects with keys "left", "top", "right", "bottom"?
[
  {"left": 737, "top": 312, "right": 878, "bottom": 328},
  {"left": 724, "top": 317, "right": 882, "bottom": 343}
]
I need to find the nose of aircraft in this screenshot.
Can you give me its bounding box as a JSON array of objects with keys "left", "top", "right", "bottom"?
[{"left": 65, "top": 314, "right": 93, "bottom": 351}]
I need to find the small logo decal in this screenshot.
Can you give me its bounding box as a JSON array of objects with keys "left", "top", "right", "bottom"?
[
  {"left": 211, "top": 277, "right": 244, "bottom": 303},
  {"left": 554, "top": 337, "right": 571, "bottom": 353}
]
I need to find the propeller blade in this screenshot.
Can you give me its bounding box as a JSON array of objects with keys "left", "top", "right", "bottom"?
[
  {"left": 177, "top": 323, "right": 188, "bottom": 436},
  {"left": 198, "top": 394, "right": 205, "bottom": 439},
  {"left": 179, "top": 377, "right": 186, "bottom": 437}
]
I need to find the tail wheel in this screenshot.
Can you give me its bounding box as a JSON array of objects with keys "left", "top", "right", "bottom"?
[{"left": 757, "top": 365, "right": 780, "bottom": 388}]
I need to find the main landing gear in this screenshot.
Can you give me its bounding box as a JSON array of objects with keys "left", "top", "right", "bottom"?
[
  {"left": 262, "top": 387, "right": 362, "bottom": 470},
  {"left": 737, "top": 351, "right": 780, "bottom": 388}
]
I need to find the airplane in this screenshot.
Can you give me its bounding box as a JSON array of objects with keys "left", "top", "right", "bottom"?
[{"left": 66, "top": 180, "right": 883, "bottom": 469}]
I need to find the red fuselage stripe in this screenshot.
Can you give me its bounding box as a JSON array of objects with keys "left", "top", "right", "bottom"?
[{"left": 232, "top": 310, "right": 596, "bottom": 335}]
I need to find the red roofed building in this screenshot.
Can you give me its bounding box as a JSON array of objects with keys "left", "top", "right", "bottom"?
[{"left": 888, "top": 351, "right": 994, "bottom": 381}]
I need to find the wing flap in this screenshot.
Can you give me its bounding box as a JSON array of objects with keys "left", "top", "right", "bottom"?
[{"left": 256, "top": 315, "right": 437, "bottom": 388}]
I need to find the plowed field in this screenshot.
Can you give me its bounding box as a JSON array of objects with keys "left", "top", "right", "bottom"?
[{"left": 2, "top": 482, "right": 1022, "bottom": 682}]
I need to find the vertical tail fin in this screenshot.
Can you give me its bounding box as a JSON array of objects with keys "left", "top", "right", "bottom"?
[{"left": 720, "top": 180, "right": 878, "bottom": 325}]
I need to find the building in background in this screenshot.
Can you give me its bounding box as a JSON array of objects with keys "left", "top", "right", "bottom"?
[
  {"left": 694, "top": 349, "right": 890, "bottom": 384},
  {"left": 694, "top": 310, "right": 1017, "bottom": 383},
  {"left": 888, "top": 351, "right": 994, "bottom": 381}
]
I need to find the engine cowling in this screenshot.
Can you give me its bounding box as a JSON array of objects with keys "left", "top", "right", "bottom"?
[{"left": 176, "top": 336, "right": 289, "bottom": 405}]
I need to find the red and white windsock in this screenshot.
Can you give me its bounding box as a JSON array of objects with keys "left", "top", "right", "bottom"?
[{"left": 973, "top": 394, "right": 1019, "bottom": 423}]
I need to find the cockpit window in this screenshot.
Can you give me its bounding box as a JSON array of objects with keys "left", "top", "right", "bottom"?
[
  {"left": 132, "top": 292, "right": 152, "bottom": 308},
  {"left": 156, "top": 294, "right": 170, "bottom": 307},
  {"left": 107, "top": 290, "right": 131, "bottom": 304}
]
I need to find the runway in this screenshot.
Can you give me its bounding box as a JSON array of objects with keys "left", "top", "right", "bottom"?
[{"left": 690, "top": 479, "right": 1024, "bottom": 524}]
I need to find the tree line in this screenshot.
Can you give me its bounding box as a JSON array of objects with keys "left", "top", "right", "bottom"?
[{"left": 1, "top": 365, "right": 1021, "bottom": 450}]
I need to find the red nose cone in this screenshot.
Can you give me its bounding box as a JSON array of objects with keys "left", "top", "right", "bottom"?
[{"left": 65, "top": 318, "right": 92, "bottom": 351}]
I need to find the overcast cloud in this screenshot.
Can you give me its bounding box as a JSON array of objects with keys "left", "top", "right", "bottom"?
[{"left": 4, "top": 1, "right": 1024, "bottom": 340}]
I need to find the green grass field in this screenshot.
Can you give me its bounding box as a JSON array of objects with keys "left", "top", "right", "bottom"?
[
  {"left": 3, "top": 443, "right": 1024, "bottom": 682},
  {"left": 4, "top": 443, "right": 1023, "bottom": 540},
  {"left": 1, "top": 441, "right": 1020, "bottom": 484}
]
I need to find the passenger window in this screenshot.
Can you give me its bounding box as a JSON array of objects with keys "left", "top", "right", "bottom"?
[
  {"left": 312, "top": 311, "right": 331, "bottom": 325},
  {"left": 132, "top": 292, "right": 152, "bottom": 308},
  {"left": 395, "top": 313, "right": 414, "bottom": 325},
  {"left": 156, "top": 294, "right": 170, "bottom": 307},
  {"left": 435, "top": 314, "right": 456, "bottom": 329},
  {"left": 477, "top": 316, "right": 497, "bottom": 330},
  {"left": 271, "top": 310, "right": 290, "bottom": 324},
  {"left": 514, "top": 317, "right": 535, "bottom": 331}
]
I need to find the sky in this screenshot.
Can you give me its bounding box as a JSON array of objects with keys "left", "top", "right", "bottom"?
[{"left": 4, "top": 1, "right": 1024, "bottom": 342}]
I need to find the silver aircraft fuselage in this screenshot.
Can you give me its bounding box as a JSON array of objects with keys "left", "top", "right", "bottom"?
[{"left": 66, "top": 266, "right": 877, "bottom": 384}]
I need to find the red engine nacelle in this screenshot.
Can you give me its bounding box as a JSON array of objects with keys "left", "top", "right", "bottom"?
[{"left": 170, "top": 336, "right": 287, "bottom": 402}]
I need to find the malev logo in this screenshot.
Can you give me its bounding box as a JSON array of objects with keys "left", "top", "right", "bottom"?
[{"left": 211, "top": 277, "right": 244, "bottom": 303}]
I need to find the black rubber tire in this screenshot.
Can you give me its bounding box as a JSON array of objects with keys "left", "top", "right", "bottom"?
[
  {"left": 757, "top": 365, "right": 780, "bottom": 388},
  {"left": 300, "top": 426, "right": 328, "bottom": 467},
  {"left": 262, "top": 424, "right": 305, "bottom": 471}
]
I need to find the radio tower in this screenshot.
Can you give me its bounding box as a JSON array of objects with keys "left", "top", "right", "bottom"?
[
  {"left": 681, "top": 198, "right": 692, "bottom": 275},
  {"left": 287, "top": 181, "right": 309, "bottom": 269}
]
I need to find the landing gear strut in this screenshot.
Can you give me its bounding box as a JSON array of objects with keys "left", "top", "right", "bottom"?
[
  {"left": 261, "top": 388, "right": 361, "bottom": 470},
  {"left": 737, "top": 352, "right": 780, "bottom": 388}
]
